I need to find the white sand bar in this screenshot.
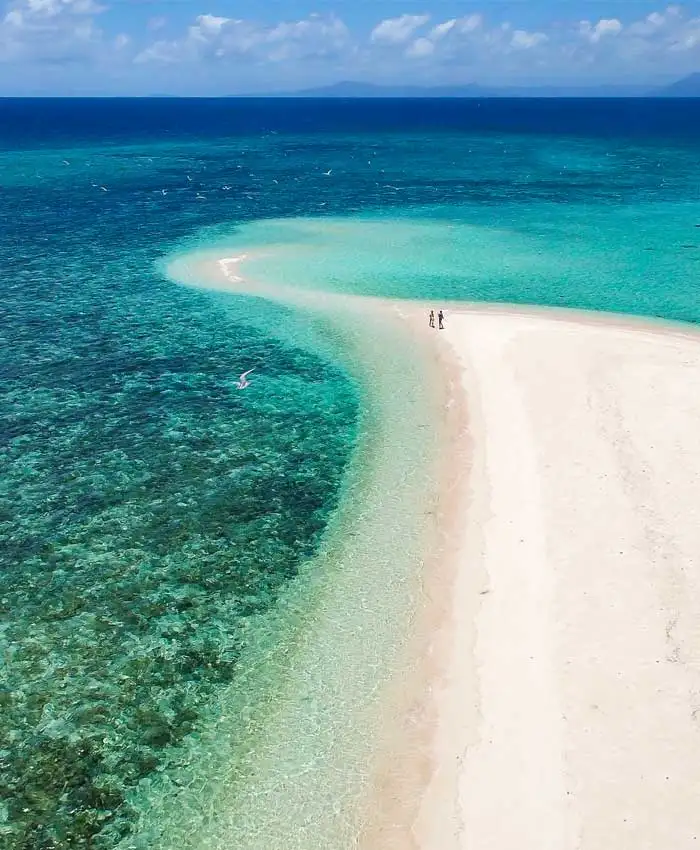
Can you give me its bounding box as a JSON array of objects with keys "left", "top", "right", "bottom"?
[{"left": 418, "top": 310, "right": 700, "bottom": 850}]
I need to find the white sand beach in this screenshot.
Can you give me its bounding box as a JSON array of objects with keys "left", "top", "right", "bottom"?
[
  {"left": 171, "top": 251, "right": 700, "bottom": 850},
  {"left": 413, "top": 309, "right": 700, "bottom": 850}
]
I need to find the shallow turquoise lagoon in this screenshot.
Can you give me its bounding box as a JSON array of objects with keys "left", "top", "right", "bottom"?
[{"left": 183, "top": 200, "right": 700, "bottom": 320}]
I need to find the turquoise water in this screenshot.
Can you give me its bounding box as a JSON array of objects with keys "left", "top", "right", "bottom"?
[
  {"left": 235, "top": 203, "right": 700, "bottom": 318},
  {"left": 4, "top": 98, "right": 700, "bottom": 849}
]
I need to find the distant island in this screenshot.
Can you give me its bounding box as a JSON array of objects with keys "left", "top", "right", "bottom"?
[
  {"left": 656, "top": 72, "right": 700, "bottom": 97},
  {"left": 239, "top": 77, "right": 700, "bottom": 99}
]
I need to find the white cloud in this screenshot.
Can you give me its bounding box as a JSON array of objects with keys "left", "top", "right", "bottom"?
[
  {"left": 579, "top": 18, "right": 623, "bottom": 43},
  {"left": 422, "top": 14, "right": 487, "bottom": 49},
  {"left": 511, "top": 29, "right": 548, "bottom": 50},
  {"left": 13, "top": 0, "right": 103, "bottom": 20},
  {"left": 454, "top": 14, "right": 483, "bottom": 35},
  {"left": 628, "top": 5, "right": 681, "bottom": 36},
  {"left": 375, "top": 5, "right": 700, "bottom": 82},
  {"left": 429, "top": 19, "right": 456, "bottom": 41},
  {"left": 264, "top": 16, "right": 350, "bottom": 61},
  {"left": 394, "top": 12, "right": 488, "bottom": 65},
  {"left": 0, "top": 0, "right": 105, "bottom": 62},
  {"left": 406, "top": 36, "right": 433, "bottom": 58},
  {"left": 194, "top": 13, "right": 228, "bottom": 37},
  {"left": 136, "top": 13, "right": 350, "bottom": 66},
  {"left": 566, "top": 4, "right": 700, "bottom": 74},
  {"left": 395, "top": 11, "right": 505, "bottom": 65},
  {"left": 370, "top": 13, "right": 429, "bottom": 45},
  {"left": 4, "top": 3, "right": 700, "bottom": 92}
]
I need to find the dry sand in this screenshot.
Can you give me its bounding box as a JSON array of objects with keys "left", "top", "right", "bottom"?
[{"left": 414, "top": 308, "right": 700, "bottom": 850}]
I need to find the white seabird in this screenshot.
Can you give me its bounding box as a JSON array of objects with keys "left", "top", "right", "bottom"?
[{"left": 235, "top": 369, "right": 255, "bottom": 390}]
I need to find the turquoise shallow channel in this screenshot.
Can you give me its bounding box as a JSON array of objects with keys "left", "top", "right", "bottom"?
[{"left": 3, "top": 98, "right": 700, "bottom": 850}]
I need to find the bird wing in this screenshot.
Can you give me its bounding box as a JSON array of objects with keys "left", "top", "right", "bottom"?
[{"left": 240, "top": 368, "right": 255, "bottom": 379}]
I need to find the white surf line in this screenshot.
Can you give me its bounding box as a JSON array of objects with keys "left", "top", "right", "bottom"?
[{"left": 218, "top": 255, "right": 249, "bottom": 283}]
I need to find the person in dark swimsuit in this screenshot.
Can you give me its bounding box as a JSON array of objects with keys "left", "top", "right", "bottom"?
[
  {"left": 438, "top": 310, "right": 445, "bottom": 330},
  {"left": 429, "top": 310, "right": 435, "bottom": 328}
]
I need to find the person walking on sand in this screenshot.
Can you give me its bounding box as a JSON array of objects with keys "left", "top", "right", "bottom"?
[
  {"left": 438, "top": 310, "right": 445, "bottom": 330},
  {"left": 429, "top": 310, "right": 435, "bottom": 328}
]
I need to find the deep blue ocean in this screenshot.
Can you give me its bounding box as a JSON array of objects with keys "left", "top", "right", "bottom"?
[{"left": 2, "top": 97, "right": 700, "bottom": 849}]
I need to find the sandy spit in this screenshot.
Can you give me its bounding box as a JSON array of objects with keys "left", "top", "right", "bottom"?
[{"left": 170, "top": 249, "right": 700, "bottom": 848}]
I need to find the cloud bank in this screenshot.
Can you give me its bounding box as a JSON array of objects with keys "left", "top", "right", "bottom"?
[{"left": 1, "top": 3, "right": 699, "bottom": 93}]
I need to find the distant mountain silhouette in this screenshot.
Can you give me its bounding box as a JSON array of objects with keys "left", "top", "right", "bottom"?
[
  {"left": 262, "top": 80, "right": 650, "bottom": 99},
  {"left": 656, "top": 73, "right": 700, "bottom": 96},
  {"left": 288, "top": 81, "right": 496, "bottom": 98}
]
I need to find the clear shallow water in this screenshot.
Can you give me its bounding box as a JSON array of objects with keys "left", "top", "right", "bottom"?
[
  {"left": 3, "top": 98, "right": 700, "bottom": 849},
  {"left": 109, "top": 300, "right": 447, "bottom": 850}
]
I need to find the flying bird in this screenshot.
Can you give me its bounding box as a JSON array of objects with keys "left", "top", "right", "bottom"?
[
  {"left": 234, "top": 369, "right": 255, "bottom": 390},
  {"left": 323, "top": 169, "right": 332, "bottom": 176}
]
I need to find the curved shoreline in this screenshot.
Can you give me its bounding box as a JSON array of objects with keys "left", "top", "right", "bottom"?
[
  {"left": 121, "top": 249, "right": 469, "bottom": 849},
  {"left": 160, "top": 248, "right": 700, "bottom": 850}
]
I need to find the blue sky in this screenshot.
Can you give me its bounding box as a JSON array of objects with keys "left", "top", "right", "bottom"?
[{"left": 1, "top": 1, "right": 699, "bottom": 94}]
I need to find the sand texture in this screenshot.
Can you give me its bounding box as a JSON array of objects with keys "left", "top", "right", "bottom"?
[{"left": 416, "top": 309, "right": 700, "bottom": 850}]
